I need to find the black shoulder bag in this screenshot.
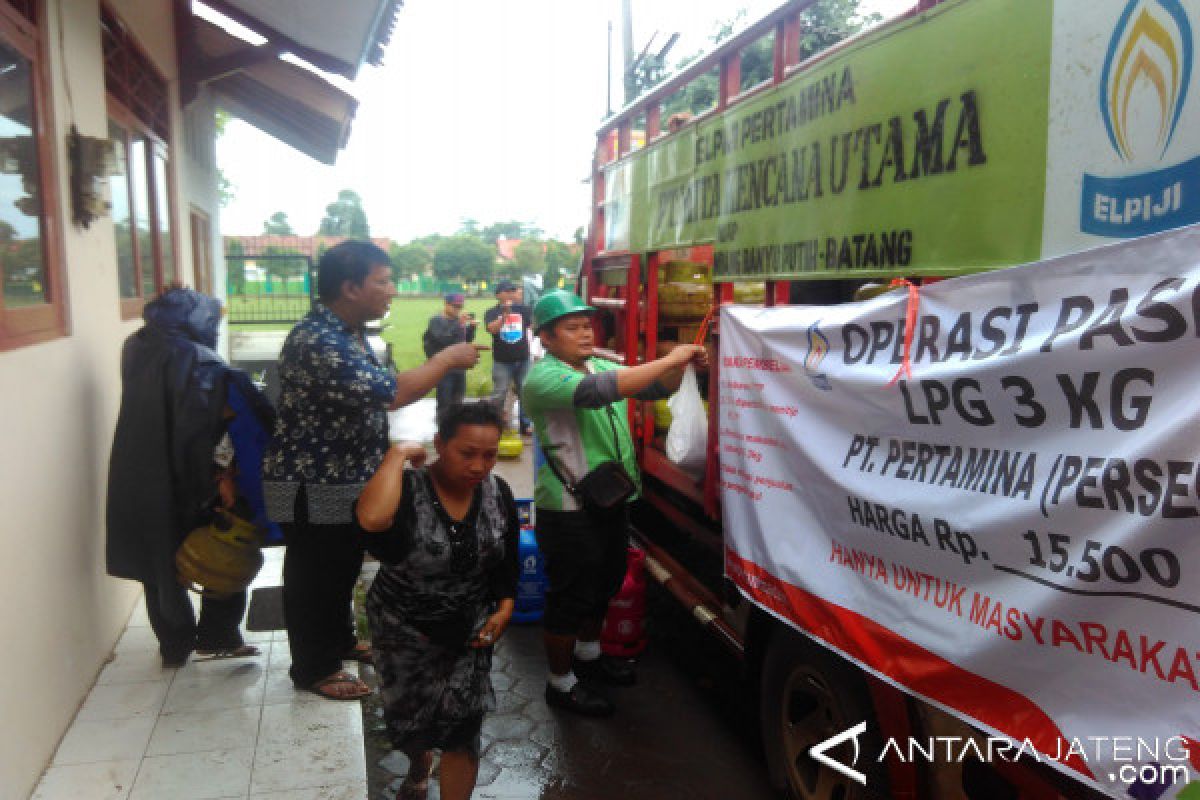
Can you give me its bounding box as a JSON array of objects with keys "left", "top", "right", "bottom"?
[{"left": 542, "top": 406, "right": 636, "bottom": 515}]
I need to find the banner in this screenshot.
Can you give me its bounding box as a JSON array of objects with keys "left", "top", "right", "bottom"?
[
  {"left": 602, "top": 0, "right": 1200, "bottom": 281},
  {"left": 719, "top": 224, "right": 1200, "bottom": 798}
]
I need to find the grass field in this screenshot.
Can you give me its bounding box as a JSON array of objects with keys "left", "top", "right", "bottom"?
[
  {"left": 379, "top": 297, "right": 496, "bottom": 397},
  {"left": 226, "top": 293, "right": 310, "bottom": 323},
  {"left": 227, "top": 295, "right": 500, "bottom": 397}
]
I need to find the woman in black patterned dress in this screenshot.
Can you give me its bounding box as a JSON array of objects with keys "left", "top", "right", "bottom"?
[{"left": 355, "top": 402, "right": 518, "bottom": 800}]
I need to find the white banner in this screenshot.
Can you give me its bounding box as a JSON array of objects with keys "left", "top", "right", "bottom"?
[{"left": 720, "top": 224, "right": 1200, "bottom": 798}]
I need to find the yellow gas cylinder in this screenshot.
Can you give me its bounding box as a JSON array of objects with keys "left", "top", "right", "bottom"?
[
  {"left": 176, "top": 511, "right": 264, "bottom": 597},
  {"left": 653, "top": 397, "right": 709, "bottom": 432},
  {"left": 658, "top": 260, "right": 713, "bottom": 321},
  {"left": 654, "top": 398, "right": 673, "bottom": 431},
  {"left": 498, "top": 430, "right": 524, "bottom": 459}
]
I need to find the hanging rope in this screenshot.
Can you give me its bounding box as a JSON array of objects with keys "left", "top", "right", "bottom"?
[
  {"left": 693, "top": 306, "right": 716, "bottom": 346},
  {"left": 888, "top": 278, "right": 920, "bottom": 386}
]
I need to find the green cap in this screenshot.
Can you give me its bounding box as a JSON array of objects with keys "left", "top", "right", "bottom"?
[{"left": 532, "top": 289, "right": 594, "bottom": 333}]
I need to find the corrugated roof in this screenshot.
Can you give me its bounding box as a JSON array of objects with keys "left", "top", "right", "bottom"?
[
  {"left": 202, "top": 0, "right": 401, "bottom": 79},
  {"left": 194, "top": 17, "right": 358, "bottom": 165}
]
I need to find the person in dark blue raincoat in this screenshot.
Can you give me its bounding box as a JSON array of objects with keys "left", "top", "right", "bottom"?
[{"left": 106, "top": 288, "right": 273, "bottom": 666}]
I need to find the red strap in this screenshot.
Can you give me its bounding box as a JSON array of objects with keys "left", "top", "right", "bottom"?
[
  {"left": 888, "top": 278, "right": 920, "bottom": 386},
  {"left": 694, "top": 307, "right": 715, "bottom": 346}
]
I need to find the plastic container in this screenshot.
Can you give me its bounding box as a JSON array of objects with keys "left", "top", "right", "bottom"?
[
  {"left": 601, "top": 547, "right": 648, "bottom": 657},
  {"left": 498, "top": 430, "right": 523, "bottom": 459},
  {"left": 512, "top": 526, "right": 547, "bottom": 624}
]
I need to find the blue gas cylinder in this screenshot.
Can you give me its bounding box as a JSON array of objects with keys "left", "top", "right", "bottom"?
[{"left": 512, "top": 526, "right": 546, "bottom": 624}]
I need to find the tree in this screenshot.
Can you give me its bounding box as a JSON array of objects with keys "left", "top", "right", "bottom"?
[
  {"left": 658, "top": 2, "right": 878, "bottom": 118},
  {"left": 432, "top": 235, "right": 494, "bottom": 283},
  {"left": 215, "top": 109, "right": 234, "bottom": 207},
  {"left": 317, "top": 189, "right": 370, "bottom": 237},
  {"left": 225, "top": 237, "right": 246, "bottom": 295},
  {"left": 261, "top": 245, "right": 309, "bottom": 290},
  {"left": 263, "top": 211, "right": 295, "bottom": 235},
  {"left": 480, "top": 220, "right": 544, "bottom": 246},
  {"left": 542, "top": 239, "right": 577, "bottom": 290},
  {"left": 509, "top": 239, "right": 546, "bottom": 280},
  {"left": 389, "top": 242, "right": 432, "bottom": 276},
  {"left": 480, "top": 221, "right": 523, "bottom": 245},
  {"left": 412, "top": 232, "right": 446, "bottom": 250},
  {"left": 796, "top": 0, "right": 881, "bottom": 61}
]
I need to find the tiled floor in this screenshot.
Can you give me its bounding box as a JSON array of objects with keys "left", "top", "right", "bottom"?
[{"left": 31, "top": 549, "right": 367, "bottom": 800}]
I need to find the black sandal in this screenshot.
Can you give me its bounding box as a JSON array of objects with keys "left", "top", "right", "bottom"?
[{"left": 194, "top": 644, "right": 261, "bottom": 661}]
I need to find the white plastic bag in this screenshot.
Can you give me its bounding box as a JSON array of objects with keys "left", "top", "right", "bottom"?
[{"left": 665, "top": 365, "right": 708, "bottom": 477}]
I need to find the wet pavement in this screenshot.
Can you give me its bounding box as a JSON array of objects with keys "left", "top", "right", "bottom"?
[{"left": 364, "top": 592, "right": 776, "bottom": 800}]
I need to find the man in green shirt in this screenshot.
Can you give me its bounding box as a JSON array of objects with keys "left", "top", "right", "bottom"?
[{"left": 522, "top": 290, "right": 705, "bottom": 716}]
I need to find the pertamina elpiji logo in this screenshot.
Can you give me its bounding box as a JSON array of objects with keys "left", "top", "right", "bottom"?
[{"left": 1083, "top": 0, "right": 1197, "bottom": 237}]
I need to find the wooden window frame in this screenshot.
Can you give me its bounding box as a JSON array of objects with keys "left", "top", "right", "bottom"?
[
  {"left": 102, "top": 4, "right": 178, "bottom": 319},
  {"left": 109, "top": 109, "right": 178, "bottom": 318},
  {"left": 0, "top": 0, "right": 69, "bottom": 350},
  {"left": 189, "top": 206, "right": 212, "bottom": 297}
]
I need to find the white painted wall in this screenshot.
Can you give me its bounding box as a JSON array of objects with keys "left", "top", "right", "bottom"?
[{"left": 0, "top": 0, "right": 214, "bottom": 795}]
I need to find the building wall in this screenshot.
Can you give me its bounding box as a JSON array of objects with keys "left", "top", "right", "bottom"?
[
  {"left": 182, "top": 87, "right": 228, "bottom": 358},
  {"left": 0, "top": 0, "right": 212, "bottom": 795}
]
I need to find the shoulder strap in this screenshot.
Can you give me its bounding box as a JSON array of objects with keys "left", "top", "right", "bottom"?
[
  {"left": 539, "top": 402, "right": 624, "bottom": 497},
  {"left": 541, "top": 442, "right": 579, "bottom": 497}
]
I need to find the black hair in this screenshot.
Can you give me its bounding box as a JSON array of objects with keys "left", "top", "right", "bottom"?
[
  {"left": 436, "top": 401, "right": 504, "bottom": 442},
  {"left": 316, "top": 240, "right": 391, "bottom": 302},
  {"left": 540, "top": 311, "right": 589, "bottom": 336}
]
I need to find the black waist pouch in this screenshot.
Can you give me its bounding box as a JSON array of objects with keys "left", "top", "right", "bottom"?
[{"left": 575, "top": 460, "right": 636, "bottom": 513}]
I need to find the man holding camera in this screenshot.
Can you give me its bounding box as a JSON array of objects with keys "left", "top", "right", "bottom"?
[
  {"left": 521, "top": 290, "right": 705, "bottom": 717},
  {"left": 423, "top": 292, "right": 478, "bottom": 413}
]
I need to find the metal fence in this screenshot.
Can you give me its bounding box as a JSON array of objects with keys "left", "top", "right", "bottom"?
[{"left": 225, "top": 253, "right": 315, "bottom": 324}]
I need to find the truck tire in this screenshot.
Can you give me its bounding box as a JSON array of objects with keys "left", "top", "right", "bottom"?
[{"left": 760, "top": 624, "right": 889, "bottom": 800}]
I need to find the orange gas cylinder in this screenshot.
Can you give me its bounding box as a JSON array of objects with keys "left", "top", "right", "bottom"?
[{"left": 601, "top": 547, "right": 648, "bottom": 658}]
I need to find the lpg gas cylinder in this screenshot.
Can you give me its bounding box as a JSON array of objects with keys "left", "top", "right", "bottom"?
[
  {"left": 512, "top": 526, "right": 546, "bottom": 624},
  {"left": 601, "top": 546, "right": 648, "bottom": 657}
]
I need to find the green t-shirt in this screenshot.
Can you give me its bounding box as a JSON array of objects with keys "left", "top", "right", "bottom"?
[{"left": 522, "top": 354, "right": 641, "bottom": 511}]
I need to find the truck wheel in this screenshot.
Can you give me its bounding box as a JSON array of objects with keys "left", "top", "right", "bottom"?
[{"left": 760, "top": 625, "right": 889, "bottom": 799}]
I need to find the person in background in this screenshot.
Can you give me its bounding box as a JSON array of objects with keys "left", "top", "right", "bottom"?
[
  {"left": 356, "top": 402, "right": 517, "bottom": 800},
  {"left": 263, "top": 241, "right": 483, "bottom": 701},
  {"left": 483, "top": 279, "right": 533, "bottom": 436},
  {"left": 107, "top": 288, "right": 264, "bottom": 667},
  {"left": 521, "top": 290, "right": 706, "bottom": 716},
  {"left": 423, "top": 293, "right": 478, "bottom": 414}
]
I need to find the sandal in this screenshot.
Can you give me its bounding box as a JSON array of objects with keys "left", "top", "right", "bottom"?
[
  {"left": 308, "top": 670, "right": 370, "bottom": 701},
  {"left": 396, "top": 753, "right": 434, "bottom": 800},
  {"left": 194, "top": 644, "right": 261, "bottom": 661},
  {"left": 343, "top": 642, "right": 374, "bottom": 666}
]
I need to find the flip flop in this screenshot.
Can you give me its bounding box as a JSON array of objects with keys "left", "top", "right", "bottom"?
[
  {"left": 396, "top": 755, "right": 434, "bottom": 800},
  {"left": 194, "top": 644, "right": 261, "bottom": 661},
  {"left": 308, "top": 670, "right": 370, "bottom": 701},
  {"left": 343, "top": 642, "right": 374, "bottom": 665}
]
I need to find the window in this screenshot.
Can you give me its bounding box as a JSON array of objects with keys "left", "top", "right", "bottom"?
[
  {"left": 0, "top": 0, "right": 68, "bottom": 350},
  {"left": 102, "top": 5, "right": 176, "bottom": 318},
  {"left": 189, "top": 207, "right": 212, "bottom": 296}
]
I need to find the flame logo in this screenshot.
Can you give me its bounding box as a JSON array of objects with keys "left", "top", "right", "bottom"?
[
  {"left": 805, "top": 322, "right": 830, "bottom": 373},
  {"left": 1100, "top": 0, "right": 1193, "bottom": 161}
]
